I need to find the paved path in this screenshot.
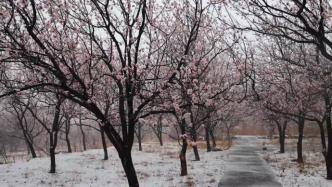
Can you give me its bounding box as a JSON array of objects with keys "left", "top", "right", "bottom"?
[{"left": 219, "top": 136, "right": 282, "bottom": 187}]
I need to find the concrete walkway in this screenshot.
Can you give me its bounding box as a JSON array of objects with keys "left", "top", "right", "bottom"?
[{"left": 219, "top": 136, "right": 282, "bottom": 187}]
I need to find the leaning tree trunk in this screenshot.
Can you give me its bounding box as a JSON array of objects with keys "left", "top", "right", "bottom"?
[
  {"left": 24, "top": 135, "right": 37, "bottom": 158},
  {"left": 297, "top": 117, "right": 305, "bottom": 163},
  {"left": 27, "top": 141, "right": 37, "bottom": 158},
  {"left": 100, "top": 120, "right": 140, "bottom": 186},
  {"left": 100, "top": 127, "right": 108, "bottom": 160},
  {"left": 119, "top": 150, "right": 139, "bottom": 187}
]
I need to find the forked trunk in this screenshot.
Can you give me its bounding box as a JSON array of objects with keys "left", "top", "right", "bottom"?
[{"left": 101, "top": 122, "right": 140, "bottom": 186}]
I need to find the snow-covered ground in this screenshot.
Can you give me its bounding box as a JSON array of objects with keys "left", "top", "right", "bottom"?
[
  {"left": 0, "top": 142, "right": 226, "bottom": 187},
  {"left": 260, "top": 139, "right": 332, "bottom": 187}
]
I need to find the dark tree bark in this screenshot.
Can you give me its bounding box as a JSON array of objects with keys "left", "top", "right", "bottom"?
[
  {"left": 49, "top": 98, "right": 62, "bottom": 173},
  {"left": 205, "top": 126, "right": 211, "bottom": 152},
  {"left": 324, "top": 96, "right": 332, "bottom": 179},
  {"left": 157, "top": 115, "right": 163, "bottom": 146},
  {"left": 158, "top": 133, "right": 163, "bottom": 146},
  {"left": 9, "top": 95, "right": 38, "bottom": 158},
  {"left": 136, "top": 123, "right": 143, "bottom": 151},
  {"left": 297, "top": 117, "right": 305, "bottom": 163},
  {"left": 191, "top": 122, "right": 200, "bottom": 161},
  {"left": 25, "top": 139, "right": 37, "bottom": 158},
  {"left": 180, "top": 139, "right": 188, "bottom": 176},
  {"left": 179, "top": 118, "right": 188, "bottom": 176},
  {"left": 279, "top": 131, "right": 285, "bottom": 154},
  {"left": 100, "top": 126, "right": 108, "bottom": 160},
  {"left": 317, "top": 121, "right": 327, "bottom": 156},
  {"left": 151, "top": 115, "right": 164, "bottom": 146},
  {"left": 192, "top": 144, "right": 200, "bottom": 160},
  {"left": 209, "top": 129, "right": 216, "bottom": 148},
  {"left": 65, "top": 133, "right": 72, "bottom": 153},
  {"left": 226, "top": 126, "right": 232, "bottom": 147},
  {"left": 49, "top": 134, "right": 56, "bottom": 173},
  {"left": 64, "top": 117, "right": 72, "bottom": 153},
  {"left": 276, "top": 119, "right": 287, "bottom": 153},
  {"left": 79, "top": 116, "right": 87, "bottom": 151},
  {"left": 119, "top": 150, "right": 139, "bottom": 187},
  {"left": 100, "top": 120, "right": 139, "bottom": 186}
]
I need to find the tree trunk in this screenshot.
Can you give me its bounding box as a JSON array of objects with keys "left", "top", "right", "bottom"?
[
  {"left": 26, "top": 139, "right": 37, "bottom": 158},
  {"left": 65, "top": 119, "right": 72, "bottom": 153},
  {"left": 65, "top": 133, "right": 72, "bottom": 153},
  {"left": 325, "top": 96, "right": 332, "bottom": 179},
  {"left": 119, "top": 151, "right": 139, "bottom": 187},
  {"left": 157, "top": 115, "right": 163, "bottom": 146},
  {"left": 179, "top": 118, "right": 188, "bottom": 176},
  {"left": 192, "top": 144, "right": 200, "bottom": 161},
  {"left": 101, "top": 121, "right": 140, "bottom": 186},
  {"left": 49, "top": 134, "right": 56, "bottom": 173},
  {"left": 317, "top": 121, "right": 327, "bottom": 156},
  {"left": 205, "top": 126, "right": 211, "bottom": 152},
  {"left": 226, "top": 127, "right": 232, "bottom": 147},
  {"left": 326, "top": 156, "right": 332, "bottom": 180},
  {"left": 137, "top": 123, "right": 142, "bottom": 151},
  {"left": 192, "top": 129, "right": 200, "bottom": 161},
  {"left": 210, "top": 130, "right": 216, "bottom": 148},
  {"left": 49, "top": 97, "right": 62, "bottom": 173},
  {"left": 279, "top": 132, "right": 285, "bottom": 153},
  {"left": 158, "top": 132, "right": 163, "bottom": 146},
  {"left": 276, "top": 120, "right": 286, "bottom": 154},
  {"left": 100, "top": 127, "right": 108, "bottom": 160},
  {"left": 297, "top": 117, "right": 305, "bottom": 163},
  {"left": 180, "top": 138, "right": 188, "bottom": 176},
  {"left": 79, "top": 118, "right": 87, "bottom": 151}
]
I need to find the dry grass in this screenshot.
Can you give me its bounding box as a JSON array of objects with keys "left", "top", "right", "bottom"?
[
  {"left": 194, "top": 140, "right": 231, "bottom": 150},
  {"left": 184, "top": 176, "right": 194, "bottom": 187}
]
